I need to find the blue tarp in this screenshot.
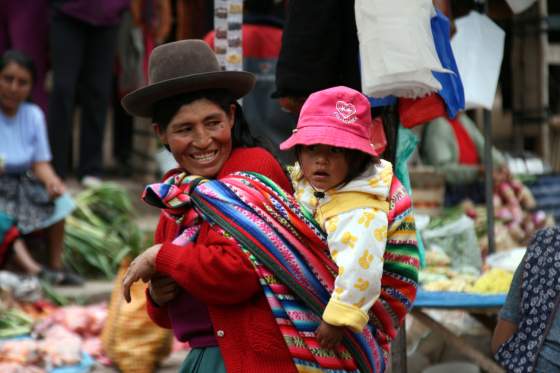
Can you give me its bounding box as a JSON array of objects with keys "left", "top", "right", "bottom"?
[
  {"left": 51, "top": 352, "right": 94, "bottom": 373},
  {"left": 414, "top": 289, "right": 506, "bottom": 309}
]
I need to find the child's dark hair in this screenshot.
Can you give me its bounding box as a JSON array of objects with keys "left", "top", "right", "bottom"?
[
  {"left": 296, "top": 145, "right": 379, "bottom": 186},
  {"left": 0, "top": 50, "right": 37, "bottom": 85},
  {"left": 153, "top": 89, "right": 260, "bottom": 149},
  {"left": 344, "top": 149, "right": 379, "bottom": 185}
]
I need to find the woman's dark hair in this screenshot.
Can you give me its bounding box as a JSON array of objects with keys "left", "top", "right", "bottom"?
[
  {"left": 153, "top": 89, "right": 260, "bottom": 149},
  {"left": 296, "top": 145, "right": 379, "bottom": 187},
  {"left": 0, "top": 50, "right": 37, "bottom": 85}
]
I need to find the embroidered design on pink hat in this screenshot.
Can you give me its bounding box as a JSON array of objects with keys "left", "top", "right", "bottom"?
[{"left": 334, "top": 101, "right": 357, "bottom": 124}]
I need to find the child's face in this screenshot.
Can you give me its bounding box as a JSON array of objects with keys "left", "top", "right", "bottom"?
[{"left": 299, "top": 144, "right": 349, "bottom": 191}]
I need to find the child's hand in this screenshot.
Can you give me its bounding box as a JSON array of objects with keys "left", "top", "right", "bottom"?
[
  {"left": 149, "top": 274, "right": 180, "bottom": 306},
  {"left": 122, "top": 244, "right": 162, "bottom": 302},
  {"left": 316, "top": 321, "right": 345, "bottom": 350}
]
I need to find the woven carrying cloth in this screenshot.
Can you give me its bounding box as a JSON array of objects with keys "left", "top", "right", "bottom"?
[
  {"left": 495, "top": 227, "right": 560, "bottom": 372},
  {"left": 144, "top": 171, "right": 419, "bottom": 373}
]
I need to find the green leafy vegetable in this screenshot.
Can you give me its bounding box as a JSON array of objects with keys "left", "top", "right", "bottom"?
[{"left": 63, "top": 183, "right": 153, "bottom": 279}]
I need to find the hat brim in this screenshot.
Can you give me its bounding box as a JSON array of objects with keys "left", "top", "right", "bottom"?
[
  {"left": 279, "top": 125, "right": 379, "bottom": 157},
  {"left": 122, "top": 70, "right": 256, "bottom": 118}
]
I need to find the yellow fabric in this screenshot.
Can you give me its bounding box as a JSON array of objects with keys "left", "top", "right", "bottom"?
[
  {"left": 323, "top": 298, "right": 370, "bottom": 332},
  {"left": 388, "top": 214, "right": 416, "bottom": 237},
  {"left": 315, "top": 191, "right": 390, "bottom": 227},
  {"left": 101, "top": 258, "right": 172, "bottom": 373},
  {"left": 296, "top": 365, "right": 328, "bottom": 373},
  {"left": 289, "top": 160, "right": 393, "bottom": 334}
]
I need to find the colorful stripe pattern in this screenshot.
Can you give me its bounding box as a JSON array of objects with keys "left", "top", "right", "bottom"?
[{"left": 143, "top": 172, "right": 419, "bottom": 373}]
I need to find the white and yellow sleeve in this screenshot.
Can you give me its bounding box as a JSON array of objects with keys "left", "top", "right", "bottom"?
[{"left": 322, "top": 207, "right": 388, "bottom": 332}]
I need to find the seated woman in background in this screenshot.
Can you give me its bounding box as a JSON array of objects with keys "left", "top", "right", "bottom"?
[
  {"left": 420, "top": 112, "right": 507, "bottom": 206},
  {"left": 0, "top": 50, "right": 82, "bottom": 285}
]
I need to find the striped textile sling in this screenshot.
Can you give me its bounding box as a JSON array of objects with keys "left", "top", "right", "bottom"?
[{"left": 143, "top": 171, "right": 419, "bottom": 373}]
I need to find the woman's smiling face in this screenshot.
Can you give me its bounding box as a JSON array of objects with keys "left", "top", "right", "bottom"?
[{"left": 157, "top": 98, "right": 235, "bottom": 178}]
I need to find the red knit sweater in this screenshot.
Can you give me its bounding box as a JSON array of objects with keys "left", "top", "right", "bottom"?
[{"left": 146, "top": 147, "right": 298, "bottom": 373}]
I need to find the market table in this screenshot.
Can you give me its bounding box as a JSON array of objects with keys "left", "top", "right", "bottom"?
[{"left": 391, "top": 290, "right": 506, "bottom": 373}]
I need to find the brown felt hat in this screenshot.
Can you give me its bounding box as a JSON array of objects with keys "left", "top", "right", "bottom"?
[{"left": 122, "top": 39, "right": 255, "bottom": 118}]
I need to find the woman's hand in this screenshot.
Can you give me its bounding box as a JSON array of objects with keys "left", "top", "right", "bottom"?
[
  {"left": 148, "top": 274, "right": 180, "bottom": 306},
  {"left": 316, "top": 321, "right": 345, "bottom": 350},
  {"left": 46, "top": 177, "right": 65, "bottom": 198},
  {"left": 122, "top": 244, "right": 162, "bottom": 302},
  {"left": 31, "top": 162, "right": 65, "bottom": 198}
]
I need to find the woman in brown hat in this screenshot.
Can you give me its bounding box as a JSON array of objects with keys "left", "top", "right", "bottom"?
[
  {"left": 120, "top": 39, "right": 418, "bottom": 373},
  {"left": 120, "top": 39, "right": 296, "bottom": 373}
]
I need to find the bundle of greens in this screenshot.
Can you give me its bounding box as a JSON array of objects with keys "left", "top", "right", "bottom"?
[
  {"left": 63, "top": 184, "right": 152, "bottom": 279},
  {"left": 0, "top": 306, "right": 34, "bottom": 338}
]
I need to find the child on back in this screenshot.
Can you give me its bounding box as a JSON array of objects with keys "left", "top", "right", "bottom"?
[{"left": 280, "top": 86, "right": 393, "bottom": 349}]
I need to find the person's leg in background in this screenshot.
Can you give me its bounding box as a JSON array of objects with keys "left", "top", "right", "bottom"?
[
  {"left": 12, "top": 238, "right": 42, "bottom": 275},
  {"left": 76, "top": 24, "right": 119, "bottom": 180},
  {"left": 45, "top": 217, "right": 82, "bottom": 285},
  {"left": 112, "top": 76, "right": 134, "bottom": 175},
  {"left": 7, "top": 0, "right": 49, "bottom": 112},
  {"left": 48, "top": 12, "right": 85, "bottom": 179},
  {"left": 0, "top": 1, "right": 11, "bottom": 64},
  {"left": 46, "top": 220, "right": 65, "bottom": 270}
]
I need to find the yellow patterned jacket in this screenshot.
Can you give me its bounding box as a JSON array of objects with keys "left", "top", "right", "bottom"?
[{"left": 290, "top": 159, "right": 393, "bottom": 332}]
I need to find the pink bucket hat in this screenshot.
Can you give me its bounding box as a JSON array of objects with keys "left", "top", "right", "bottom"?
[{"left": 280, "top": 86, "right": 381, "bottom": 157}]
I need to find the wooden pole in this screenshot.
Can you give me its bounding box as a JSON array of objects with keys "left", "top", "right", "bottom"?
[
  {"left": 481, "top": 0, "right": 496, "bottom": 254},
  {"left": 484, "top": 109, "right": 496, "bottom": 254}
]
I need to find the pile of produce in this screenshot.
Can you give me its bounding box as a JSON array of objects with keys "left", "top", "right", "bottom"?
[
  {"left": 0, "top": 302, "right": 107, "bottom": 372},
  {"left": 421, "top": 268, "right": 513, "bottom": 294},
  {"left": 64, "top": 184, "right": 151, "bottom": 279},
  {"left": 419, "top": 209, "right": 514, "bottom": 294},
  {"left": 466, "top": 268, "right": 513, "bottom": 294}
]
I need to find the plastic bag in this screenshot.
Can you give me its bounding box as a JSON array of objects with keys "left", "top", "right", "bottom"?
[
  {"left": 396, "top": 126, "right": 426, "bottom": 266},
  {"left": 422, "top": 214, "right": 482, "bottom": 274},
  {"left": 101, "top": 258, "right": 172, "bottom": 373},
  {"left": 451, "top": 11, "right": 505, "bottom": 110},
  {"left": 355, "top": 0, "right": 450, "bottom": 98},
  {"left": 431, "top": 10, "right": 464, "bottom": 119},
  {"left": 398, "top": 93, "right": 446, "bottom": 129},
  {"left": 505, "top": 0, "right": 537, "bottom": 14},
  {"left": 0, "top": 271, "right": 42, "bottom": 302},
  {"left": 370, "top": 116, "right": 387, "bottom": 155}
]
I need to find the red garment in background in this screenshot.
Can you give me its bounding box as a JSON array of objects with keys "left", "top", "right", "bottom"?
[
  {"left": 0, "top": 226, "right": 19, "bottom": 267},
  {"left": 398, "top": 93, "right": 447, "bottom": 129},
  {"left": 448, "top": 117, "right": 479, "bottom": 165}
]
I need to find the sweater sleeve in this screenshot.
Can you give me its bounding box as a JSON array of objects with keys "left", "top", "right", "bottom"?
[
  {"left": 322, "top": 207, "right": 388, "bottom": 332},
  {"left": 422, "top": 117, "right": 480, "bottom": 185},
  {"left": 143, "top": 213, "right": 176, "bottom": 328},
  {"left": 145, "top": 288, "right": 172, "bottom": 329},
  {"left": 155, "top": 223, "right": 262, "bottom": 306}
]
